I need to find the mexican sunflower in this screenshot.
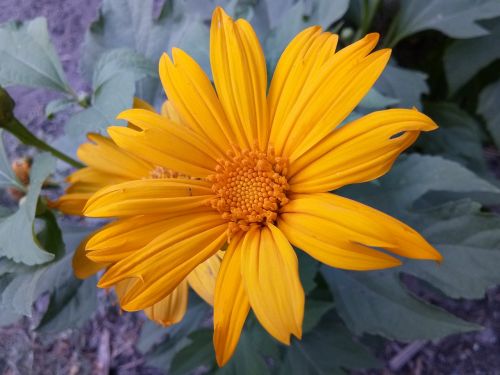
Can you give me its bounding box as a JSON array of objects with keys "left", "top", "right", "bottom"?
[
  {"left": 54, "top": 98, "right": 223, "bottom": 327},
  {"left": 80, "top": 7, "right": 442, "bottom": 366}
]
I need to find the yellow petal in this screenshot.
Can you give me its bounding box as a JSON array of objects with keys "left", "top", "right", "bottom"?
[
  {"left": 113, "top": 109, "right": 222, "bottom": 177},
  {"left": 210, "top": 7, "right": 269, "bottom": 150},
  {"left": 213, "top": 233, "right": 250, "bottom": 367},
  {"left": 144, "top": 280, "right": 189, "bottom": 326},
  {"left": 187, "top": 251, "right": 223, "bottom": 306},
  {"left": 268, "top": 28, "right": 338, "bottom": 147},
  {"left": 132, "top": 97, "right": 155, "bottom": 112},
  {"left": 98, "top": 220, "right": 227, "bottom": 311},
  {"left": 240, "top": 225, "right": 304, "bottom": 345},
  {"left": 289, "top": 109, "right": 438, "bottom": 192},
  {"left": 53, "top": 193, "right": 93, "bottom": 215},
  {"left": 72, "top": 234, "right": 107, "bottom": 279},
  {"left": 161, "top": 100, "right": 182, "bottom": 123},
  {"left": 279, "top": 193, "right": 441, "bottom": 269},
  {"left": 159, "top": 50, "right": 234, "bottom": 152},
  {"left": 85, "top": 214, "right": 183, "bottom": 263},
  {"left": 269, "top": 33, "right": 391, "bottom": 161},
  {"left": 77, "top": 133, "right": 153, "bottom": 179},
  {"left": 84, "top": 178, "right": 213, "bottom": 218}
]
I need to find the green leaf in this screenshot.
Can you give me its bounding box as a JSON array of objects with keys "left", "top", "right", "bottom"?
[
  {"left": 386, "top": 0, "right": 500, "bottom": 46},
  {"left": 419, "top": 102, "right": 488, "bottom": 173},
  {"left": 0, "top": 129, "right": 23, "bottom": 190},
  {"left": 81, "top": 0, "right": 208, "bottom": 80},
  {"left": 280, "top": 313, "right": 380, "bottom": 375},
  {"left": 216, "top": 332, "right": 270, "bottom": 375},
  {"left": 92, "top": 48, "right": 156, "bottom": 92},
  {"left": 375, "top": 65, "right": 429, "bottom": 110},
  {"left": 140, "top": 297, "right": 210, "bottom": 371},
  {"left": 45, "top": 98, "right": 75, "bottom": 119},
  {"left": 322, "top": 267, "right": 480, "bottom": 341},
  {"left": 63, "top": 72, "right": 135, "bottom": 152},
  {"left": 478, "top": 78, "right": 500, "bottom": 148},
  {"left": 358, "top": 88, "right": 399, "bottom": 110},
  {"left": 302, "top": 299, "right": 334, "bottom": 333},
  {"left": 0, "top": 18, "right": 71, "bottom": 93},
  {"left": 405, "top": 245, "right": 500, "bottom": 300},
  {"left": 37, "top": 276, "right": 97, "bottom": 333},
  {"left": 444, "top": 18, "right": 500, "bottom": 94},
  {"left": 263, "top": 0, "right": 349, "bottom": 68},
  {"left": 0, "top": 153, "right": 56, "bottom": 265},
  {"left": 377, "top": 154, "right": 500, "bottom": 209},
  {"left": 170, "top": 329, "right": 214, "bottom": 375}
]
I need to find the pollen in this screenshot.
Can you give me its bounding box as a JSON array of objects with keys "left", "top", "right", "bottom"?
[{"left": 208, "top": 147, "right": 289, "bottom": 235}]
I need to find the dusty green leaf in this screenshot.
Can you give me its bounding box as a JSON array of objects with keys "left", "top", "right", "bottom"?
[
  {"left": 444, "top": 18, "right": 500, "bottom": 94},
  {"left": 0, "top": 18, "right": 71, "bottom": 93},
  {"left": 387, "top": 0, "right": 500, "bottom": 46},
  {"left": 170, "top": 329, "right": 214, "bottom": 375},
  {"left": 0, "top": 130, "right": 23, "bottom": 190},
  {"left": 404, "top": 245, "right": 500, "bottom": 300},
  {"left": 92, "top": 48, "right": 156, "bottom": 92},
  {"left": 322, "top": 267, "right": 480, "bottom": 341},
  {"left": 375, "top": 64, "right": 429, "bottom": 109},
  {"left": 478, "top": 78, "right": 500, "bottom": 148},
  {"left": 45, "top": 98, "right": 75, "bottom": 119},
  {"left": 302, "top": 299, "right": 334, "bottom": 333},
  {"left": 377, "top": 154, "right": 500, "bottom": 209},
  {"left": 63, "top": 72, "right": 135, "bottom": 155},
  {"left": 264, "top": 0, "right": 349, "bottom": 68},
  {"left": 419, "top": 102, "right": 487, "bottom": 173},
  {"left": 140, "top": 297, "right": 210, "bottom": 371},
  {"left": 280, "top": 312, "right": 380, "bottom": 375},
  {"left": 0, "top": 153, "right": 56, "bottom": 265},
  {"left": 217, "top": 332, "right": 270, "bottom": 375}
]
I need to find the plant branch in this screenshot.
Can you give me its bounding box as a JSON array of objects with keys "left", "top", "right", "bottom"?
[{"left": 0, "top": 87, "right": 84, "bottom": 169}]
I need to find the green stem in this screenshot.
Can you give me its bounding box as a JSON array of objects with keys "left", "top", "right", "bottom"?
[
  {"left": 1, "top": 86, "right": 83, "bottom": 169},
  {"left": 4, "top": 117, "right": 84, "bottom": 169},
  {"left": 353, "top": 0, "right": 381, "bottom": 41}
]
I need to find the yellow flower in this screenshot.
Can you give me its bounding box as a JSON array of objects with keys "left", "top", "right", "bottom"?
[
  {"left": 55, "top": 98, "right": 222, "bottom": 327},
  {"left": 82, "top": 7, "right": 441, "bottom": 366}
]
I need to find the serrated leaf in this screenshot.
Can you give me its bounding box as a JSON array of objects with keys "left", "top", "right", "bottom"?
[
  {"left": 444, "top": 18, "right": 500, "bottom": 94},
  {"left": 92, "top": 48, "right": 156, "bottom": 92},
  {"left": 0, "top": 153, "right": 56, "bottom": 265},
  {"left": 419, "top": 102, "right": 487, "bottom": 173},
  {"left": 478, "top": 79, "right": 500, "bottom": 148},
  {"left": 280, "top": 312, "right": 380, "bottom": 375},
  {"left": 140, "top": 297, "right": 209, "bottom": 371},
  {"left": 322, "top": 267, "right": 480, "bottom": 341},
  {"left": 45, "top": 98, "right": 75, "bottom": 118},
  {"left": 0, "top": 18, "right": 71, "bottom": 93},
  {"left": 170, "top": 329, "right": 214, "bottom": 375},
  {"left": 302, "top": 299, "right": 333, "bottom": 333},
  {"left": 377, "top": 154, "right": 500, "bottom": 209},
  {"left": 81, "top": 0, "right": 208, "bottom": 85},
  {"left": 387, "top": 0, "right": 500, "bottom": 46},
  {"left": 404, "top": 245, "right": 500, "bottom": 300},
  {"left": 358, "top": 87, "right": 399, "bottom": 110},
  {"left": 0, "top": 130, "right": 23, "bottom": 190},
  {"left": 375, "top": 64, "right": 428, "bottom": 109},
  {"left": 37, "top": 276, "right": 97, "bottom": 333},
  {"left": 62, "top": 72, "right": 135, "bottom": 154},
  {"left": 264, "top": 0, "right": 349, "bottom": 68},
  {"left": 216, "top": 332, "right": 270, "bottom": 375}
]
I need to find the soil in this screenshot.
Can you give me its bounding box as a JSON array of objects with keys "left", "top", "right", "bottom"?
[{"left": 1, "top": 1, "right": 500, "bottom": 374}]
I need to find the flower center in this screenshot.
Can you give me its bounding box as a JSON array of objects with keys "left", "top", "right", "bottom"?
[{"left": 208, "top": 147, "right": 289, "bottom": 235}]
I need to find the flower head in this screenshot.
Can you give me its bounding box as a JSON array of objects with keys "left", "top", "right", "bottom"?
[
  {"left": 81, "top": 7, "right": 441, "bottom": 366},
  {"left": 54, "top": 98, "right": 223, "bottom": 327}
]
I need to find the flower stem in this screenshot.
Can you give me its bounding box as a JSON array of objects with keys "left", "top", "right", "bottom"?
[{"left": 0, "top": 87, "right": 84, "bottom": 169}]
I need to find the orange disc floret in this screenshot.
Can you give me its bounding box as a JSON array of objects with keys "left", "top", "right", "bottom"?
[{"left": 208, "top": 146, "right": 289, "bottom": 234}]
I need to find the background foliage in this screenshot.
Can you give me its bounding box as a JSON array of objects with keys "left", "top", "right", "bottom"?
[{"left": 1, "top": 0, "right": 500, "bottom": 373}]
